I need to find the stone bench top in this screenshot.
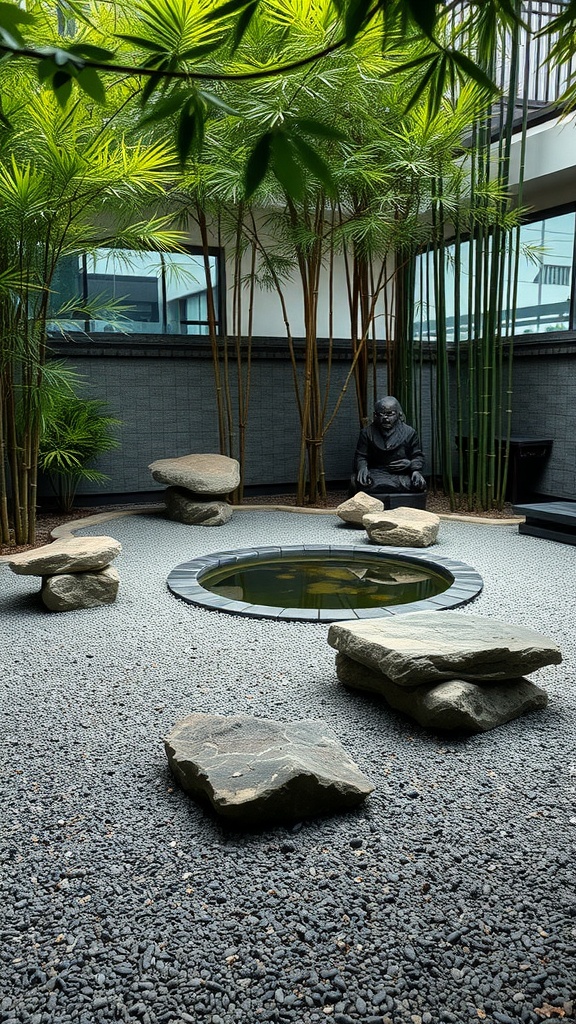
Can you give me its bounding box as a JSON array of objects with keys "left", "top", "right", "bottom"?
[{"left": 8, "top": 536, "right": 122, "bottom": 576}]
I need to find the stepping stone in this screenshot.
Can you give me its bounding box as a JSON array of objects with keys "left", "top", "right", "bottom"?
[
  {"left": 41, "top": 566, "right": 120, "bottom": 611},
  {"left": 164, "top": 487, "right": 232, "bottom": 526},
  {"left": 327, "top": 611, "right": 562, "bottom": 687},
  {"left": 336, "top": 652, "right": 549, "bottom": 733},
  {"left": 9, "top": 536, "right": 121, "bottom": 576},
  {"left": 149, "top": 453, "right": 240, "bottom": 494},
  {"left": 363, "top": 507, "right": 440, "bottom": 547},
  {"left": 336, "top": 491, "right": 384, "bottom": 526},
  {"left": 165, "top": 713, "right": 374, "bottom": 825}
]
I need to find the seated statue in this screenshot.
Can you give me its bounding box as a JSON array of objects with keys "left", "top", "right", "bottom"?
[{"left": 351, "top": 396, "right": 426, "bottom": 496}]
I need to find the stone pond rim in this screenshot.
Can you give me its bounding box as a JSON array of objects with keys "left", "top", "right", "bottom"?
[{"left": 167, "top": 545, "right": 483, "bottom": 622}]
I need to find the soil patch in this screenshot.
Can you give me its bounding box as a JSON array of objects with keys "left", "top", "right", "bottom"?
[{"left": 240, "top": 489, "right": 517, "bottom": 519}]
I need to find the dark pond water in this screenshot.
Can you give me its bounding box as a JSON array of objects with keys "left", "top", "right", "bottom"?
[{"left": 202, "top": 554, "right": 451, "bottom": 611}]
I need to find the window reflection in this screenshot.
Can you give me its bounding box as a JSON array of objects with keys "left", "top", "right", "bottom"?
[
  {"left": 48, "top": 248, "right": 219, "bottom": 337},
  {"left": 412, "top": 210, "right": 576, "bottom": 342}
]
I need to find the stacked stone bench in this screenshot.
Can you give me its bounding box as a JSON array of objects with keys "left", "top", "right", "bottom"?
[
  {"left": 328, "top": 611, "right": 562, "bottom": 733},
  {"left": 149, "top": 453, "right": 240, "bottom": 527},
  {"left": 8, "top": 536, "right": 121, "bottom": 612},
  {"left": 336, "top": 491, "right": 441, "bottom": 547}
]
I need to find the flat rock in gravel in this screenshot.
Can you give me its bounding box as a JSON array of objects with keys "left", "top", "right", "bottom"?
[
  {"left": 165, "top": 713, "right": 374, "bottom": 824},
  {"left": 363, "top": 507, "right": 440, "bottom": 547},
  {"left": 327, "top": 611, "right": 562, "bottom": 686},
  {"left": 149, "top": 453, "right": 240, "bottom": 494},
  {"left": 164, "top": 487, "right": 232, "bottom": 526},
  {"left": 8, "top": 536, "right": 121, "bottom": 576},
  {"left": 336, "top": 652, "right": 549, "bottom": 732},
  {"left": 41, "top": 566, "right": 120, "bottom": 611},
  {"left": 336, "top": 492, "right": 384, "bottom": 526}
]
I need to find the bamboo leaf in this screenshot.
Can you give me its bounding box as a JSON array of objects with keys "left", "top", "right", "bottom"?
[
  {"left": 271, "top": 131, "right": 304, "bottom": 200},
  {"left": 139, "top": 89, "right": 187, "bottom": 126},
  {"left": 231, "top": 1, "right": 259, "bottom": 50},
  {"left": 402, "top": 59, "right": 439, "bottom": 114},
  {"left": 244, "top": 131, "right": 272, "bottom": 197},
  {"left": 428, "top": 53, "right": 446, "bottom": 119},
  {"left": 205, "top": 0, "right": 257, "bottom": 22},
  {"left": 140, "top": 73, "right": 163, "bottom": 106},
  {"left": 53, "top": 71, "right": 73, "bottom": 108},
  {"left": 177, "top": 97, "right": 205, "bottom": 165},
  {"left": 77, "top": 67, "right": 106, "bottom": 105},
  {"left": 404, "top": 0, "right": 438, "bottom": 38},
  {"left": 291, "top": 117, "right": 346, "bottom": 141},
  {"left": 450, "top": 49, "right": 500, "bottom": 96},
  {"left": 198, "top": 89, "right": 239, "bottom": 116},
  {"left": 178, "top": 42, "right": 224, "bottom": 60},
  {"left": 344, "top": 0, "right": 374, "bottom": 44},
  {"left": 291, "top": 134, "right": 334, "bottom": 190},
  {"left": 67, "top": 43, "right": 117, "bottom": 62},
  {"left": 0, "top": 1, "right": 34, "bottom": 47},
  {"left": 117, "top": 34, "right": 168, "bottom": 53},
  {"left": 37, "top": 57, "right": 57, "bottom": 84},
  {"left": 385, "top": 51, "right": 438, "bottom": 76}
]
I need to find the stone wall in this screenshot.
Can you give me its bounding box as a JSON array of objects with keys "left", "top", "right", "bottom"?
[
  {"left": 47, "top": 335, "right": 575, "bottom": 501},
  {"left": 50, "top": 339, "right": 389, "bottom": 497}
]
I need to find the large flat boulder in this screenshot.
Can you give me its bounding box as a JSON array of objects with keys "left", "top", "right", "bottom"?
[
  {"left": 41, "top": 566, "right": 120, "bottom": 611},
  {"left": 336, "top": 652, "right": 549, "bottom": 733},
  {"left": 164, "top": 487, "right": 232, "bottom": 526},
  {"left": 327, "top": 611, "right": 562, "bottom": 687},
  {"left": 336, "top": 492, "right": 384, "bottom": 526},
  {"left": 9, "top": 536, "right": 121, "bottom": 576},
  {"left": 363, "top": 507, "right": 440, "bottom": 547},
  {"left": 149, "top": 454, "right": 240, "bottom": 495},
  {"left": 165, "top": 713, "right": 374, "bottom": 825}
]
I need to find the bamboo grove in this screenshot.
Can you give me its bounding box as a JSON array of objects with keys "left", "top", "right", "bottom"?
[
  {"left": 401, "top": 2, "right": 535, "bottom": 511},
  {"left": 0, "top": 0, "right": 567, "bottom": 542},
  {"left": 169, "top": 0, "right": 538, "bottom": 507}
]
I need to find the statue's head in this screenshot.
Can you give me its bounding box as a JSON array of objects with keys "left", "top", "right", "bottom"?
[{"left": 374, "top": 396, "right": 405, "bottom": 430}]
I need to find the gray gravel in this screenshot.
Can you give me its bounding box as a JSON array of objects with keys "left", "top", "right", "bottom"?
[{"left": 1, "top": 509, "right": 575, "bottom": 1024}]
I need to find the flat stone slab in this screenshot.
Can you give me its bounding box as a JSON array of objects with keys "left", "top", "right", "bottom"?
[
  {"left": 336, "top": 492, "right": 384, "bottom": 526},
  {"left": 149, "top": 454, "right": 240, "bottom": 495},
  {"left": 165, "top": 713, "right": 374, "bottom": 825},
  {"left": 328, "top": 611, "right": 562, "bottom": 687},
  {"left": 363, "top": 507, "right": 440, "bottom": 547},
  {"left": 41, "top": 566, "right": 120, "bottom": 611},
  {"left": 336, "top": 653, "right": 549, "bottom": 733},
  {"left": 9, "top": 536, "right": 121, "bottom": 576},
  {"left": 164, "top": 487, "right": 232, "bottom": 526}
]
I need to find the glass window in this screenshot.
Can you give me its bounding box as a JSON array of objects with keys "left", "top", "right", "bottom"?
[
  {"left": 48, "top": 248, "right": 220, "bottom": 337},
  {"left": 513, "top": 212, "right": 575, "bottom": 334},
  {"left": 412, "top": 210, "right": 576, "bottom": 342}
]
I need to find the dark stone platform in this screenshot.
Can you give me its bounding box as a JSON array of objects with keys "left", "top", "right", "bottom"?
[{"left": 514, "top": 501, "right": 576, "bottom": 546}]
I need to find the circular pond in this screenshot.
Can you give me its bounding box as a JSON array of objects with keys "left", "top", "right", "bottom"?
[{"left": 167, "top": 545, "right": 483, "bottom": 622}]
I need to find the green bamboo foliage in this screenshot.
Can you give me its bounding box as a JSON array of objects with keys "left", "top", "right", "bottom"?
[
  {"left": 0, "top": 0, "right": 539, "bottom": 527},
  {"left": 404, "top": 3, "right": 531, "bottom": 511},
  {"left": 0, "top": 5, "right": 185, "bottom": 546},
  {"left": 174, "top": 0, "right": 491, "bottom": 504}
]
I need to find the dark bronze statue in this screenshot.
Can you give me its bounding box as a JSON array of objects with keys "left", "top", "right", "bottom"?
[{"left": 351, "top": 396, "right": 426, "bottom": 496}]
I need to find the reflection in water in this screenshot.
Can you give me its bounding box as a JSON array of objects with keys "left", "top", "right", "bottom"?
[{"left": 203, "top": 556, "right": 451, "bottom": 610}]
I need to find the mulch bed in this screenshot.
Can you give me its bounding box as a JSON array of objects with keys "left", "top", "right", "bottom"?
[
  {"left": 239, "top": 489, "right": 517, "bottom": 519},
  {"left": 0, "top": 490, "right": 518, "bottom": 556}
]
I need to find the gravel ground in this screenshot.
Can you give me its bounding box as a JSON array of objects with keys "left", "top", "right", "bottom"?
[{"left": 1, "top": 509, "right": 575, "bottom": 1024}]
